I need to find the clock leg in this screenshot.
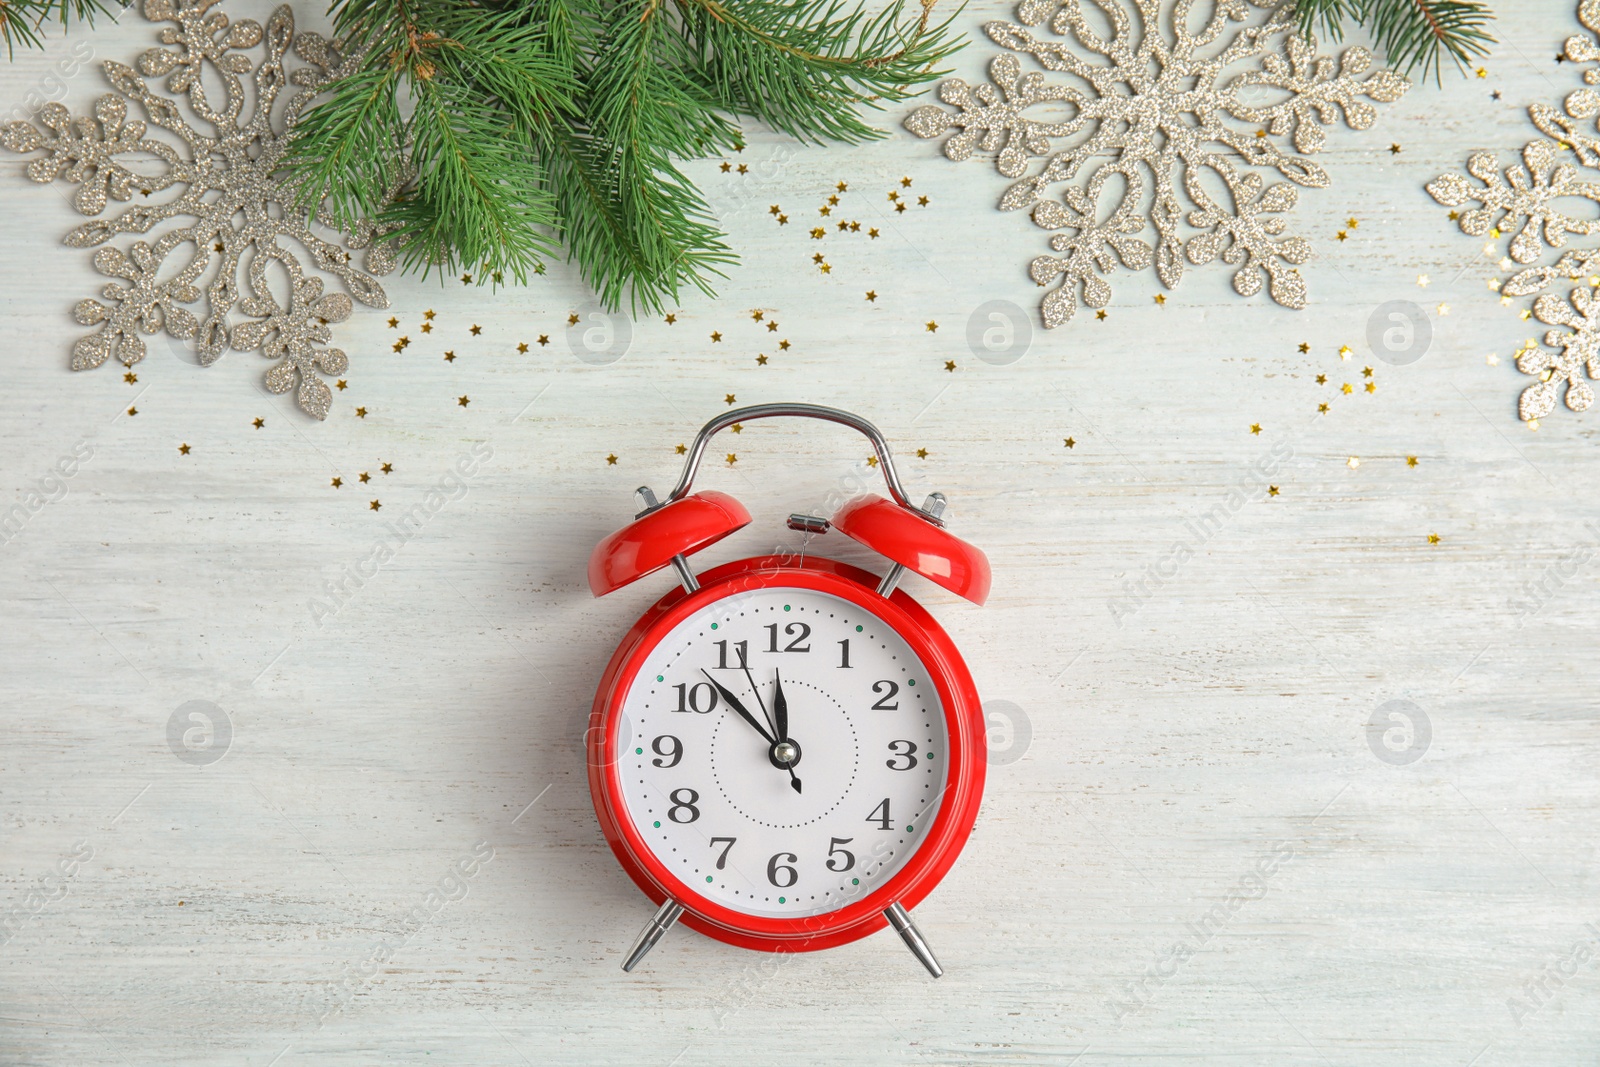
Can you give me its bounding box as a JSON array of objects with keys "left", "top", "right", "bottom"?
[
  {"left": 622, "top": 898, "right": 684, "bottom": 972},
  {"left": 884, "top": 902, "right": 943, "bottom": 978}
]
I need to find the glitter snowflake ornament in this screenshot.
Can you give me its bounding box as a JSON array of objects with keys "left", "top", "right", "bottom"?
[
  {"left": 1428, "top": 1, "right": 1600, "bottom": 421},
  {"left": 0, "top": 0, "right": 396, "bottom": 419},
  {"left": 905, "top": 0, "right": 1410, "bottom": 327}
]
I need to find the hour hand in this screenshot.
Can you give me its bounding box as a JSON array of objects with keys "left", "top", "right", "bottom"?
[{"left": 701, "top": 670, "right": 773, "bottom": 743}]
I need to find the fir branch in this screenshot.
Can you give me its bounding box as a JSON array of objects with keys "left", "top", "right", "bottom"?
[
  {"left": 280, "top": 0, "right": 961, "bottom": 313},
  {"left": 0, "top": 0, "right": 109, "bottom": 57},
  {"left": 1291, "top": 0, "right": 1495, "bottom": 84}
]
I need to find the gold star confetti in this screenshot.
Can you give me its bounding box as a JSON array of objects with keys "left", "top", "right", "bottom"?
[
  {"left": 778, "top": 340, "right": 791, "bottom": 351},
  {"left": 736, "top": 163, "right": 748, "bottom": 175},
  {"left": 719, "top": 161, "right": 730, "bottom": 172},
  {"left": 710, "top": 331, "right": 722, "bottom": 342},
  {"left": 1347, "top": 456, "right": 1360, "bottom": 468},
  {"left": 812, "top": 252, "right": 824, "bottom": 264},
  {"left": 1475, "top": 66, "right": 1487, "bottom": 78},
  {"left": 178, "top": 443, "right": 191, "bottom": 454},
  {"left": 253, "top": 417, "right": 264, "bottom": 428},
  {"left": 726, "top": 453, "right": 737, "bottom": 465},
  {"left": 568, "top": 313, "right": 580, "bottom": 326},
  {"left": 470, "top": 324, "right": 482, "bottom": 335},
  {"left": 1064, "top": 436, "right": 1075, "bottom": 448},
  {"left": 926, "top": 321, "right": 938, "bottom": 332},
  {"left": 819, "top": 263, "right": 832, "bottom": 273},
  {"left": 457, "top": 395, "right": 470, "bottom": 407},
  {"left": 1339, "top": 345, "right": 1352, "bottom": 360},
  {"left": 665, "top": 313, "right": 677, "bottom": 324},
  {"left": 811, "top": 227, "right": 826, "bottom": 238},
  {"left": 1428, "top": 533, "right": 1440, "bottom": 544},
  {"left": 461, "top": 274, "right": 471, "bottom": 284},
  {"left": 1298, "top": 342, "right": 1310, "bottom": 354},
  {"left": 819, "top": 206, "right": 832, "bottom": 217},
  {"left": 1389, "top": 143, "right": 1401, "bottom": 154},
  {"left": 356, "top": 406, "right": 368, "bottom": 417},
  {"left": 123, "top": 371, "right": 137, "bottom": 383},
  {"left": 1153, "top": 293, "right": 1166, "bottom": 305},
  {"left": 837, "top": 220, "right": 849, "bottom": 231},
  {"left": 917, "top": 195, "right": 929, "bottom": 206},
  {"left": 1487, "top": 352, "right": 1499, "bottom": 365},
  {"left": 1267, "top": 485, "right": 1279, "bottom": 496},
  {"left": 894, "top": 202, "right": 906, "bottom": 213},
  {"left": 387, "top": 316, "right": 398, "bottom": 328},
  {"left": 517, "top": 342, "right": 528, "bottom": 354},
  {"left": 769, "top": 205, "right": 781, "bottom": 216},
  {"left": 1347, "top": 218, "right": 1358, "bottom": 229},
  {"left": 675, "top": 443, "right": 687, "bottom": 454},
  {"left": 444, "top": 351, "right": 455, "bottom": 362},
  {"left": 359, "top": 471, "right": 370, "bottom": 483},
  {"left": 1336, "top": 230, "right": 1348, "bottom": 241},
  {"left": 865, "top": 291, "right": 877, "bottom": 302},
  {"left": 888, "top": 191, "right": 900, "bottom": 202},
  {"left": 420, "top": 323, "right": 433, "bottom": 334},
  {"left": 849, "top": 221, "right": 860, "bottom": 232},
  {"left": 127, "top": 406, "right": 137, "bottom": 416},
  {"left": 731, "top": 423, "right": 743, "bottom": 434},
  {"left": 866, "top": 455, "right": 878, "bottom": 467},
  {"left": 766, "top": 321, "right": 779, "bottom": 331},
  {"left": 1095, "top": 309, "right": 1107, "bottom": 320},
  {"left": 1406, "top": 456, "right": 1418, "bottom": 467},
  {"left": 1365, "top": 382, "right": 1377, "bottom": 393},
  {"left": 1416, "top": 274, "right": 1430, "bottom": 288},
  {"left": 756, "top": 354, "right": 768, "bottom": 365},
  {"left": 370, "top": 500, "right": 382, "bottom": 511},
  {"left": 1250, "top": 423, "right": 1262, "bottom": 435},
  {"left": 538, "top": 334, "right": 550, "bottom": 347},
  {"left": 900, "top": 176, "right": 912, "bottom": 188},
  {"left": 336, "top": 379, "right": 348, "bottom": 389},
  {"left": 424, "top": 310, "right": 435, "bottom": 320},
  {"left": 944, "top": 360, "right": 956, "bottom": 372},
  {"left": 751, "top": 310, "right": 764, "bottom": 321},
  {"left": 1316, "top": 374, "right": 1327, "bottom": 384},
  {"left": 1341, "top": 383, "right": 1353, "bottom": 395},
  {"left": 1437, "top": 303, "right": 1450, "bottom": 315},
  {"left": 837, "top": 181, "right": 848, "bottom": 192},
  {"left": 868, "top": 228, "right": 879, "bottom": 239},
  {"left": 1361, "top": 366, "right": 1373, "bottom": 378},
  {"left": 331, "top": 476, "right": 346, "bottom": 489},
  {"left": 778, "top": 214, "right": 788, "bottom": 225},
  {"left": 725, "top": 393, "right": 736, "bottom": 405},
  {"left": 1317, "top": 402, "right": 1329, "bottom": 413},
  {"left": 1448, "top": 209, "right": 1460, "bottom": 220},
  {"left": 606, "top": 453, "right": 618, "bottom": 465},
  {"left": 916, "top": 448, "right": 928, "bottom": 458},
  {"left": 381, "top": 462, "right": 393, "bottom": 473}
]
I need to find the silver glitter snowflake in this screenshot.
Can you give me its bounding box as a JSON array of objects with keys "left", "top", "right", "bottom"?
[
  {"left": 1427, "top": 1, "right": 1600, "bottom": 421},
  {"left": 904, "top": 0, "right": 1410, "bottom": 327},
  {"left": 0, "top": 0, "right": 397, "bottom": 419}
]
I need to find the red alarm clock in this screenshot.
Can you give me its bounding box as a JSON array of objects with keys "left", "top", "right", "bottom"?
[{"left": 585, "top": 404, "right": 989, "bottom": 976}]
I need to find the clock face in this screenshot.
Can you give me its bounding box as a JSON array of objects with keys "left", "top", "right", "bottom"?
[{"left": 614, "top": 586, "right": 949, "bottom": 919}]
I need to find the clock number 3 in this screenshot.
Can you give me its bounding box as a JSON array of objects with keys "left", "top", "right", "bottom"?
[{"left": 886, "top": 740, "right": 918, "bottom": 770}]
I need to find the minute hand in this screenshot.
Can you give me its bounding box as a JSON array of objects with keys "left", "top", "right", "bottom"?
[{"left": 700, "top": 670, "right": 773, "bottom": 744}]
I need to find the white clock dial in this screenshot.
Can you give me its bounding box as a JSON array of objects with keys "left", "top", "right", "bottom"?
[{"left": 617, "top": 587, "right": 949, "bottom": 919}]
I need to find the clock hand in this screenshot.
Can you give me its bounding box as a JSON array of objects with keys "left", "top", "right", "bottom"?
[
  {"left": 771, "top": 669, "right": 789, "bottom": 745},
  {"left": 769, "top": 671, "right": 801, "bottom": 795},
  {"left": 739, "top": 660, "right": 778, "bottom": 738},
  {"left": 700, "top": 670, "right": 774, "bottom": 744}
]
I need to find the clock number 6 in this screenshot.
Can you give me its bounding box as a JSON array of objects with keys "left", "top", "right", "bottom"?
[
  {"left": 709, "top": 837, "right": 736, "bottom": 870},
  {"left": 767, "top": 852, "right": 798, "bottom": 888},
  {"left": 886, "top": 740, "right": 918, "bottom": 770},
  {"left": 651, "top": 735, "right": 682, "bottom": 768},
  {"left": 667, "top": 788, "right": 700, "bottom": 823},
  {"left": 826, "top": 837, "right": 855, "bottom": 872}
]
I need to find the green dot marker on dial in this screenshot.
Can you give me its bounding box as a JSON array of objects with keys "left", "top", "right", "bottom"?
[
  {"left": 852, "top": 878, "right": 859, "bottom": 885},
  {"left": 906, "top": 825, "right": 914, "bottom": 832},
  {"left": 778, "top": 896, "right": 786, "bottom": 903},
  {"left": 710, "top": 622, "right": 718, "bottom": 629},
  {"left": 783, "top": 605, "right": 791, "bottom": 611},
  {"left": 855, "top": 625, "right": 863, "bottom": 632},
  {"left": 653, "top": 821, "right": 661, "bottom": 828},
  {"left": 656, "top": 675, "right": 664, "bottom": 682},
  {"left": 636, "top": 747, "right": 643, "bottom": 755},
  {"left": 706, "top": 876, "right": 713, "bottom": 883}
]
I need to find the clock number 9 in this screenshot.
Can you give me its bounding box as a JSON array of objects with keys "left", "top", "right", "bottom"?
[
  {"left": 825, "top": 837, "right": 855, "bottom": 872},
  {"left": 671, "top": 682, "right": 718, "bottom": 714},
  {"left": 766, "top": 852, "right": 798, "bottom": 888},
  {"left": 650, "top": 735, "right": 681, "bottom": 769},
  {"left": 667, "top": 788, "right": 700, "bottom": 823},
  {"left": 886, "top": 740, "right": 918, "bottom": 771}
]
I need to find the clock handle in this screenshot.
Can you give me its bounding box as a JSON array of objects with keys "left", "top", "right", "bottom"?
[
  {"left": 885, "top": 901, "right": 943, "bottom": 978},
  {"left": 661, "top": 403, "right": 945, "bottom": 527}
]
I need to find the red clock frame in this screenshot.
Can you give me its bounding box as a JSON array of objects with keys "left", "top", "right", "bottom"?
[{"left": 587, "top": 554, "right": 987, "bottom": 953}]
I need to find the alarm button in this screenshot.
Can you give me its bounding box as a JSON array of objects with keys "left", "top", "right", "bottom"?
[
  {"left": 588, "top": 490, "right": 751, "bottom": 596},
  {"left": 833, "top": 495, "right": 991, "bottom": 605}
]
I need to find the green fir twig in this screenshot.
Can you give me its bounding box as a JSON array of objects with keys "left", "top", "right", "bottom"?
[{"left": 1290, "top": 0, "right": 1496, "bottom": 84}]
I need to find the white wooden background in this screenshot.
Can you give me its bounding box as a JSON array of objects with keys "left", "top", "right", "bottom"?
[{"left": 3, "top": 1, "right": 1599, "bottom": 1063}]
